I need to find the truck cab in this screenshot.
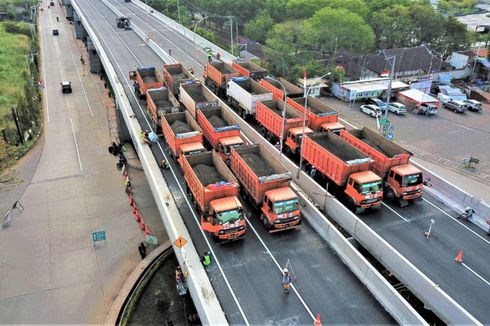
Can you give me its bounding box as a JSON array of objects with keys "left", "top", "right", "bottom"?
[
  {"left": 201, "top": 197, "right": 246, "bottom": 241},
  {"left": 319, "top": 122, "right": 345, "bottom": 135},
  {"left": 284, "top": 126, "right": 314, "bottom": 156},
  {"left": 261, "top": 188, "right": 301, "bottom": 231},
  {"left": 345, "top": 171, "right": 383, "bottom": 210},
  {"left": 180, "top": 142, "right": 206, "bottom": 157},
  {"left": 385, "top": 164, "right": 423, "bottom": 204},
  {"left": 217, "top": 136, "right": 244, "bottom": 164}
]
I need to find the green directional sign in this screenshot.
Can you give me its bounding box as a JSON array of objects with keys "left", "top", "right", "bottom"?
[
  {"left": 92, "top": 230, "right": 106, "bottom": 242},
  {"left": 380, "top": 117, "right": 391, "bottom": 127},
  {"left": 145, "top": 235, "right": 158, "bottom": 245}
]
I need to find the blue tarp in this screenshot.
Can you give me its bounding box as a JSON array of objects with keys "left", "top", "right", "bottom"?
[{"left": 476, "top": 58, "right": 490, "bottom": 69}]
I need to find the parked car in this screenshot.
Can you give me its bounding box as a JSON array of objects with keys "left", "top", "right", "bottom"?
[
  {"left": 360, "top": 104, "right": 382, "bottom": 117},
  {"left": 444, "top": 100, "right": 467, "bottom": 113},
  {"left": 61, "top": 81, "right": 72, "bottom": 93},
  {"left": 387, "top": 102, "right": 407, "bottom": 115},
  {"left": 366, "top": 98, "right": 387, "bottom": 112},
  {"left": 414, "top": 103, "right": 437, "bottom": 116},
  {"left": 463, "top": 99, "right": 482, "bottom": 112}
]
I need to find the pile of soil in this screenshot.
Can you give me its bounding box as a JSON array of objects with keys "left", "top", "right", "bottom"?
[
  {"left": 170, "top": 120, "right": 193, "bottom": 133},
  {"left": 142, "top": 76, "right": 158, "bottom": 83},
  {"left": 208, "top": 115, "right": 227, "bottom": 128},
  {"left": 241, "top": 152, "right": 275, "bottom": 177},
  {"left": 194, "top": 164, "right": 223, "bottom": 185}
]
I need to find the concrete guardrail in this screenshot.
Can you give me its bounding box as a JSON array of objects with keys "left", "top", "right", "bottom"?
[{"left": 71, "top": 1, "right": 228, "bottom": 324}]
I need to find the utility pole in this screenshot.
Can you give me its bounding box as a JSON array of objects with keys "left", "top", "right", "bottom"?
[
  {"left": 177, "top": 0, "right": 181, "bottom": 24},
  {"left": 384, "top": 55, "right": 396, "bottom": 120},
  {"left": 229, "top": 16, "right": 234, "bottom": 56},
  {"left": 12, "top": 107, "right": 24, "bottom": 145}
]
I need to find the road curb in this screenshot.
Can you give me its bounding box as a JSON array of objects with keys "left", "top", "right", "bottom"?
[{"left": 104, "top": 240, "right": 172, "bottom": 325}]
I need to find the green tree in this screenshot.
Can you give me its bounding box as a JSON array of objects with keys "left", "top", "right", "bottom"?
[
  {"left": 370, "top": 5, "right": 414, "bottom": 48},
  {"left": 244, "top": 10, "right": 275, "bottom": 43},
  {"left": 324, "top": 0, "right": 369, "bottom": 19},
  {"left": 264, "top": 20, "right": 314, "bottom": 78},
  {"left": 306, "top": 7, "right": 375, "bottom": 54}
]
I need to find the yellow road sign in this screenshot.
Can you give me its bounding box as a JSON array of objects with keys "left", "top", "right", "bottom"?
[{"left": 174, "top": 236, "right": 187, "bottom": 249}]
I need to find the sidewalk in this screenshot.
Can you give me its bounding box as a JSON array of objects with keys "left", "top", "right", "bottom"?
[{"left": 0, "top": 5, "right": 167, "bottom": 323}]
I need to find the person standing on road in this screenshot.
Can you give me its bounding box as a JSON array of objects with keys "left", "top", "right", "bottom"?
[
  {"left": 202, "top": 251, "right": 211, "bottom": 266},
  {"left": 207, "top": 49, "right": 212, "bottom": 63},
  {"left": 310, "top": 166, "right": 317, "bottom": 179},
  {"left": 282, "top": 268, "right": 291, "bottom": 294}
]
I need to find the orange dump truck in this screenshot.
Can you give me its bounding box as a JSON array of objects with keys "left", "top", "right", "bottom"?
[
  {"left": 161, "top": 111, "right": 206, "bottom": 161},
  {"left": 256, "top": 100, "right": 313, "bottom": 156},
  {"left": 129, "top": 66, "right": 164, "bottom": 99},
  {"left": 162, "top": 63, "right": 194, "bottom": 96},
  {"left": 339, "top": 127, "right": 423, "bottom": 206},
  {"left": 146, "top": 87, "right": 180, "bottom": 131},
  {"left": 181, "top": 151, "right": 246, "bottom": 241},
  {"left": 232, "top": 60, "right": 268, "bottom": 80},
  {"left": 197, "top": 107, "right": 244, "bottom": 164},
  {"left": 230, "top": 144, "right": 301, "bottom": 232},
  {"left": 179, "top": 82, "right": 219, "bottom": 119},
  {"left": 203, "top": 61, "right": 240, "bottom": 96},
  {"left": 259, "top": 77, "right": 303, "bottom": 101},
  {"left": 287, "top": 96, "right": 345, "bottom": 133},
  {"left": 302, "top": 132, "right": 383, "bottom": 212}
]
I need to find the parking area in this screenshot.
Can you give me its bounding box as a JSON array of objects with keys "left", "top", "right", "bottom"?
[{"left": 319, "top": 96, "right": 490, "bottom": 185}]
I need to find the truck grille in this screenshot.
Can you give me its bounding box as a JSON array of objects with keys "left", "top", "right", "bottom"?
[
  {"left": 276, "top": 216, "right": 299, "bottom": 224},
  {"left": 361, "top": 198, "right": 380, "bottom": 204}
]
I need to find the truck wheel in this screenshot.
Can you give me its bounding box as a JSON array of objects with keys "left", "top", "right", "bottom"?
[
  {"left": 385, "top": 188, "right": 395, "bottom": 201},
  {"left": 241, "top": 109, "right": 247, "bottom": 120},
  {"left": 347, "top": 197, "right": 356, "bottom": 212},
  {"left": 266, "top": 131, "right": 273, "bottom": 141},
  {"left": 259, "top": 126, "right": 266, "bottom": 137},
  {"left": 262, "top": 215, "right": 272, "bottom": 230},
  {"left": 284, "top": 147, "right": 292, "bottom": 158}
]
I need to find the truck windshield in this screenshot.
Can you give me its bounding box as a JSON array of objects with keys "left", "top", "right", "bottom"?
[
  {"left": 402, "top": 173, "right": 423, "bottom": 187},
  {"left": 274, "top": 199, "right": 299, "bottom": 215},
  {"left": 216, "top": 208, "right": 243, "bottom": 225},
  {"left": 357, "top": 181, "right": 383, "bottom": 195}
]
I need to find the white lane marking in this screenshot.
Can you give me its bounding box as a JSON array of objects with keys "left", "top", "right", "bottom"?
[
  {"left": 423, "top": 198, "right": 490, "bottom": 246},
  {"left": 339, "top": 117, "right": 358, "bottom": 129},
  {"left": 461, "top": 262, "right": 490, "bottom": 287},
  {"left": 245, "top": 218, "right": 316, "bottom": 321},
  {"left": 70, "top": 118, "right": 83, "bottom": 171},
  {"left": 61, "top": 22, "right": 94, "bottom": 118},
  {"left": 381, "top": 202, "right": 409, "bottom": 222},
  {"left": 80, "top": 2, "right": 250, "bottom": 324},
  {"left": 40, "top": 11, "right": 50, "bottom": 123}
]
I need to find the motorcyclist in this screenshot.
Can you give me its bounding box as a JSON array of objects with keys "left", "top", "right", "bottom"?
[{"left": 459, "top": 207, "right": 475, "bottom": 220}]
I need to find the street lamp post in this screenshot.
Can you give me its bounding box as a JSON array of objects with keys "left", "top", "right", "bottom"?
[
  {"left": 297, "top": 73, "right": 331, "bottom": 178},
  {"left": 265, "top": 77, "right": 287, "bottom": 161},
  {"left": 193, "top": 16, "right": 207, "bottom": 72},
  {"left": 384, "top": 55, "right": 396, "bottom": 119}
]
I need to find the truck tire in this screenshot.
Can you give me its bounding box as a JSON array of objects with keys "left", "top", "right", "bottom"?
[
  {"left": 284, "top": 146, "right": 292, "bottom": 158},
  {"left": 241, "top": 109, "right": 247, "bottom": 120},
  {"left": 259, "top": 126, "right": 266, "bottom": 137},
  {"left": 385, "top": 188, "right": 395, "bottom": 201},
  {"left": 266, "top": 131, "right": 273, "bottom": 142},
  {"left": 262, "top": 214, "right": 272, "bottom": 230}
]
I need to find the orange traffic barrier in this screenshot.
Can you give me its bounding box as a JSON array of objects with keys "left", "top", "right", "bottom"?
[
  {"left": 314, "top": 314, "right": 321, "bottom": 326},
  {"left": 132, "top": 205, "right": 138, "bottom": 215},
  {"left": 455, "top": 250, "right": 463, "bottom": 263},
  {"left": 129, "top": 195, "right": 134, "bottom": 206},
  {"left": 134, "top": 210, "right": 141, "bottom": 222},
  {"left": 144, "top": 226, "right": 150, "bottom": 236},
  {"left": 139, "top": 219, "right": 146, "bottom": 230}
]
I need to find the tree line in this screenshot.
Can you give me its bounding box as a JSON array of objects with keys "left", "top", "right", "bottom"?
[{"left": 154, "top": 0, "right": 477, "bottom": 79}]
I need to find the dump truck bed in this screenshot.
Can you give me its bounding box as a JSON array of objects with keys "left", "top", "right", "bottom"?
[
  {"left": 161, "top": 111, "right": 203, "bottom": 157},
  {"left": 133, "top": 67, "right": 164, "bottom": 96},
  {"left": 227, "top": 77, "right": 273, "bottom": 115},
  {"left": 162, "top": 63, "right": 194, "bottom": 95},
  {"left": 230, "top": 144, "right": 292, "bottom": 205},
  {"left": 232, "top": 60, "right": 267, "bottom": 80},
  {"left": 256, "top": 100, "right": 305, "bottom": 139},
  {"left": 259, "top": 77, "right": 304, "bottom": 100},
  {"left": 146, "top": 88, "right": 179, "bottom": 125},
  {"left": 287, "top": 96, "right": 338, "bottom": 131},
  {"left": 181, "top": 151, "right": 239, "bottom": 213},
  {"left": 302, "top": 132, "right": 372, "bottom": 186},
  {"left": 339, "top": 128, "right": 412, "bottom": 178},
  {"left": 204, "top": 62, "right": 240, "bottom": 88},
  {"left": 179, "top": 83, "right": 219, "bottom": 118},
  {"left": 197, "top": 107, "right": 241, "bottom": 149}
]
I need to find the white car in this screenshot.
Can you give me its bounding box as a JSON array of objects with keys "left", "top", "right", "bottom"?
[
  {"left": 387, "top": 102, "right": 407, "bottom": 115},
  {"left": 463, "top": 99, "right": 482, "bottom": 112},
  {"left": 360, "top": 104, "right": 382, "bottom": 117}
]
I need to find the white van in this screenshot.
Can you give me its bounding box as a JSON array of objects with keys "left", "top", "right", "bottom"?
[{"left": 387, "top": 102, "right": 407, "bottom": 115}]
